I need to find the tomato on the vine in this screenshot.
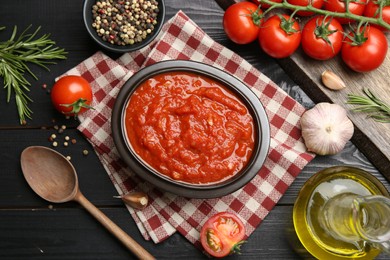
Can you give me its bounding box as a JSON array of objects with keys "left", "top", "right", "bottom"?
[
  {"left": 324, "top": 0, "right": 368, "bottom": 24},
  {"left": 258, "top": 14, "right": 301, "bottom": 58},
  {"left": 287, "top": 0, "right": 324, "bottom": 16},
  {"left": 341, "top": 25, "right": 388, "bottom": 72},
  {"left": 51, "top": 75, "right": 93, "bottom": 116},
  {"left": 364, "top": 0, "right": 390, "bottom": 31},
  {"left": 301, "top": 16, "right": 344, "bottom": 60},
  {"left": 200, "top": 212, "right": 246, "bottom": 258},
  {"left": 223, "top": 2, "right": 263, "bottom": 44}
]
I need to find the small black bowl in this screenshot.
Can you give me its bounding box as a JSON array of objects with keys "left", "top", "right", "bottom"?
[
  {"left": 112, "top": 60, "right": 270, "bottom": 198},
  {"left": 83, "top": 0, "right": 165, "bottom": 53}
]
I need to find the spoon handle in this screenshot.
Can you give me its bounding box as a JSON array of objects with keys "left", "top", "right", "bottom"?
[{"left": 75, "top": 191, "right": 155, "bottom": 260}]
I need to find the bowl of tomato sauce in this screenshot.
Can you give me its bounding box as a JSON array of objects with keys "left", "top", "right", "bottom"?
[{"left": 112, "top": 60, "right": 270, "bottom": 198}]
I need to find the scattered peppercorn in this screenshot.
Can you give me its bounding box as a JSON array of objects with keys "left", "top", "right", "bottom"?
[
  {"left": 42, "top": 83, "right": 47, "bottom": 89},
  {"left": 46, "top": 123, "right": 91, "bottom": 161},
  {"left": 91, "top": 0, "right": 160, "bottom": 46}
]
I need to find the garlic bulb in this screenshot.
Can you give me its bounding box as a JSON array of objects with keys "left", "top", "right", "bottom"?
[{"left": 300, "top": 102, "right": 354, "bottom": 155}]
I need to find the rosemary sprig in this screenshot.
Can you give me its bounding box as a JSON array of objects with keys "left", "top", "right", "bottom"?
[
  {"left": 347, "top": 88, "right": 390, "bottom": 123},
  {"left": 0, "top": 25, "right": 67, "bottom": 124}
]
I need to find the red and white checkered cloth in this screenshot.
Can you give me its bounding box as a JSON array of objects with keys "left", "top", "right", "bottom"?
[{"left": 62, "top": 11, "right": 315, "bottom": 247}]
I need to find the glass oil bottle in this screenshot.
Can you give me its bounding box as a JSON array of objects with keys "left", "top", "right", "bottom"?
[{"left": 293, "top": 166, "right": 390, "bottom": 259}]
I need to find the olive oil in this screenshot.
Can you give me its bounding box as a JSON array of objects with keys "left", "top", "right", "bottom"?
[{"left": 293, "top": 166, "right": 390, "bottom": 259}]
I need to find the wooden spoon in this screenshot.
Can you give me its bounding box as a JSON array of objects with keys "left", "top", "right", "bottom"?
[{"left": 20, "top": 146, "right": 155, "bottom": 260}]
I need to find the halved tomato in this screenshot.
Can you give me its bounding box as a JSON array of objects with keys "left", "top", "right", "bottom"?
[{"left": 200, "top": 212, "right": 246, "bottom": 258}]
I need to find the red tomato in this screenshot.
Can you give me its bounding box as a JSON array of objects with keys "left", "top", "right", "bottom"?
[
  {"left": 341, "top": 26, "right": 388, "bottom": 72},
  {"left": 223, "top": 2, "right": 263, "bottom": 44},
  {"left": 287, "top": 0, "right": 324, "bottom": 16},
  {"left": 200, "top": 212, "right": 246, "bottom": 258},
  {"left": 51, "top": 75, "right": 93, "bottom": 116},
  {"left": 301, "top": 16, "right": 344, "bottom": 60},
  {"left": 251, "top": 0, "right": 283, "bottom": 9},
  {"left": 324, "top": 0, "right": 367, "bottom": 24},
  {"left": 258, "top": 14, "right": 301, "bottom": 58},
  {"left": 364, "top": 0, "right": 390, "bottom": 31}
]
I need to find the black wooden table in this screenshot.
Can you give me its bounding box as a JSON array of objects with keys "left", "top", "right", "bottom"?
[{"left": 1, "top": 0, "right": 389, "bottom": 259}]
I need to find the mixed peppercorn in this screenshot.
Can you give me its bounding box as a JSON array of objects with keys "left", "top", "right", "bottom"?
[
  {"left": 47, "top": 122, "right": 89, "bottom": 160},
  {"left": 91, "top": 0, "right": 160, "bottom": 46}
]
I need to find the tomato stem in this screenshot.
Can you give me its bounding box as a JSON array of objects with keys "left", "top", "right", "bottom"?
[
  {"left": 314, "top": 16, "right": 338, "bottom": 53},
  {"left": 259, "top": 0, "right": 390, "bottom": 30},
  {"left": 342, "top": 21, "right": 369, "bottom": 46},
  {"left": 249, "top": 5, "right": 264, "bottom": 26},
  {"left": 345, "top": 0, "right": 351, "bottom": 13},
  {"left": 277, "top": 13, "right": 299, "bottom": 34},
  {"left": 231, "top": 240, "right": 247, "bottom": 255},
  {"left": 375, "top": 0, "right": 390, "bottom": 20},
  {"left": 60, "top": 98, "right": 94, "bottom": 116}
]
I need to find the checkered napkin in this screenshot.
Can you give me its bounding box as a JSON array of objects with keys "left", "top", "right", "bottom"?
[{"left": 62, "top": 11, "right": 315, "bottom": 247}]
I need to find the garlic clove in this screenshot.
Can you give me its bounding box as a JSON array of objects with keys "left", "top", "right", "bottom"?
[
  {"left": 321, "top": 70, "right": 346, "bottom": 90},
  {"left": 300, "top": 102, "right": 354, "bottom": 155},
  {"left": 115, "top": 191, "right": 149, "bottom": 210}
]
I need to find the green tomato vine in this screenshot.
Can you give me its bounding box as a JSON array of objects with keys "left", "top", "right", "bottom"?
[{"left": 258, "top": 0, "right": 390, "bottom": 31}]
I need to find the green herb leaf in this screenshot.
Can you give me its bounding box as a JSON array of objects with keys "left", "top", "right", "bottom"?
[
  {"left": 347, "top": 88, "right": 390, "bottom": 123},
  {"left": 0, "top": 25, "right": 67, "bottom": 124}
]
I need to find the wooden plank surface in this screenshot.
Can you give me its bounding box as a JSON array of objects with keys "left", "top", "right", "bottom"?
[{"left": 216, "top": 0, "right": 390, "bottom": 182}]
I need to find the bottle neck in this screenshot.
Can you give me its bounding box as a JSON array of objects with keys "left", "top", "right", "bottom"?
[{"left": 319, "top": 194, "right": 390, "bottom": 255}]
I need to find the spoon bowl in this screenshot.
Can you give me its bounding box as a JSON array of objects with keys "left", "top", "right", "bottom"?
[
  {"left": 20, "top": 146, "right": 154, "bottom": 260},
  {"left": 21, "top": 146, "right": 78, "bottom": 203}
]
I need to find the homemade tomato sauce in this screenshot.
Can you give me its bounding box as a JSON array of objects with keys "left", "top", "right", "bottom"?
[{"left": 124, "top": 71, "right": 255, "bottom": 184}]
